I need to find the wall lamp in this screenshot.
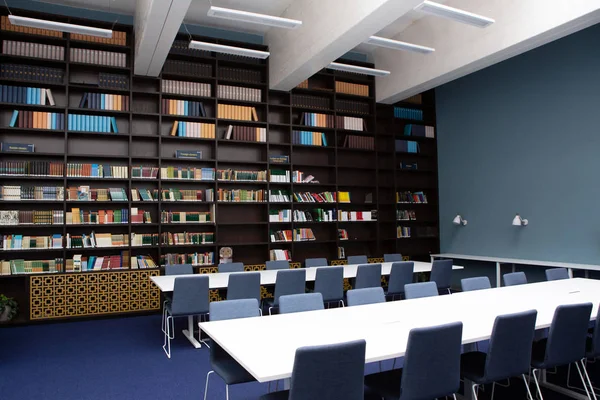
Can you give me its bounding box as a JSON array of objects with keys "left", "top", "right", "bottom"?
[
  {"left": 512, "top": 214, "right": 528, "bottom": 226},
  {"left": 452, "top": 214, "right": 467, "bottom": 226}
]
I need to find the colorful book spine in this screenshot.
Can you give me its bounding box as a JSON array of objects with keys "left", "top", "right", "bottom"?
[
  {"left": 71, "top": 31, "right": 127, "bottom": 46},
  {"left": 217, "top": 104, "right": 259, "bottom": 121},
  {"left": 161, "top": 99, "right": 206, "bottom": 117},
  {"left": 170, "top": 121, "right": 215, "bottom": 138},
  {"left": 10, "top": 110, "right": 64, "bottom": 130},
  {"left": 79, "top": 93, "right": 129, "bottom": 111},
  {"left": 67, "top": 115, "right": 118, "bottom": 133}
]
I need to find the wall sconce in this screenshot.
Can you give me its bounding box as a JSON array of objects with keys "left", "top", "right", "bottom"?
[
  {"left": 452, "top": 214, "right": 467, "bottom": 226},
  {"left": 512, "top": 214, "right": 528, "bottom": 226}
]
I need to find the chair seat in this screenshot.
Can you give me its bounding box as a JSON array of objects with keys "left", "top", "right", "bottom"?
[
  {"left": 258, "top": 390, "right": 289, "bottom": 400},
  {"left": 364, "top": 368, "right": 403, "bottom": 399},
  {"left": 460, "top": 351, "right": 487, "bottom": 384},
  {"left": 165, "top": 303, "right": 208, "bottom": 318},
  {"left": 212, "top": 356, "right": 256, "bottom": 385}
]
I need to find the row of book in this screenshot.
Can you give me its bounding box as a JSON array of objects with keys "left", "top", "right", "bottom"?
[
  {"left": 344, "top": 135, "right": 375, "bottom": 150},
  {"left": 216, "top": 169, "right": 267, "bottom": 182},
  {"left": 162, "top": 99, "right": 207, "bottom": 117},
  {"left": 270, "top": 228, "right": 316, "bottom": 242},
  {"left": 219, "top": 67, "right": 262, "bottom": 83},
  {"left": 0, "top": 85, "right": 56, "bottom": 105},
  {"left": 66, "top": 164, "right": 129, "bottom": 178},
  {"left": 162, "top": 79, "right": 211, "bottom": 97},
  {"left": 338, "top": 229, "right": 349, "bottom": 240},
  {"left": 66, "top": 187, "right": 128, "bottom": 202},
  {"left": 292, "top": 130, "right": 328, "bottom": 146},
  {"left": 161, "top": 232, "right": 215, "bottom": 246},
  {"left": 397, "top": 226, "right": 411, "bottom": 238},
  {"left": 0, "top": 63, "right": 64, "bottom": 84},
  {"left": 404, "top": 124, "right": 435, "bottom": 138},
  {"left": 336, "top": 99, "right": 370, "bottom": 115},
  {"left": 67, "top": 232, "right": 128, "bottom": 248},
  {"left": 2, "top": 234, "right": 63, "bottom": 250},
  {"left": 0, "top": 210, "right": 63, "bottom": 225},
  {"left": 98, "top": 72, "right": 129, "bottom": 89},
  {"left": 2, "top": 40, "right": 64, "bottom": 60},
  {"left": 71, "top": 31, "right": 127, "bottom": 46},
  {"left": 1, "top": 258, "right": 64, "bottom": 275},
  {"left": 170, "top": 40, "right": 211, "bottom": 57},
  {"left": 293, "top": 192, "right": 336, "bottom": 203},
  {"left": 70, "top": 48, "right": 127, "bottom": 68},
  {"left": 338, "top": 210, "right": 376, "bottom": 221},
  {"left": 335, "top": 81, "right": 369, "bottom": 97},
  {"left": 160, "top": 167, "right": 215, "bottom": 181},
  {"left": 296, "top": 80, "right": 329, "bottom": 91},
  {"left": 9, "top": 110, "right": 65, "bottom": 130},
  {"left": 397, "top": 210, "right": 417, "bottom": 221},
  {"left": 291, "top": 94, "right": 330, "bottom": 110},
  {"left": 68, "top": 254, "right": 156, "bottom": 272},
  {"left": 269, "top": 190, "right": 291, "bottom": 203},
  {"left": 223, "top": 125, "right": 266, "bottom": 142},
  {"left": 394, "top": 107, "right": 423, "bottom": 121},
  {"left": 160, "top": 209, "right": 214, "bottom": 223},
  {"left": 0, "top": 161, "right": 64, "bottom": 176},
  {"left": 292, "top": 171, "right": 315, "bottom": 183},
  {"left": 0, "top": 186, "right": 64, "bottom": 201},
  {"left": 68, "top": 114, "right": 119, "bottom": 132},
  {"left": 300, "top": 113, "right": 366, "bottom": 131},
  {"left": 160, "top": 252, "right": 215, "bottom": 267},
  {"left": 269, "top": 209, "right": 292, "bottom": 222},
  {"left": 131, "top": 233, "right": 158, "bottom": 247},
  {"left": 269, "top": 169, "right": 290, "bottom": 183},
  {"left": 159, "top": 189, "right": 214, "bottom": 202},
  {"left": 130, "top": 166, "right": 159, "bottom": 179},
  {"left": 217, "top": 85, "right": 262, "bottom": 103},
  {"left": 217, "top": 104, "right": 259, "bottom": 121},
  {"left": 216, "top": 188, "right": 266, "bottom": 202},
  {"left": 66, "top": 208, "right": 130, "bottom": 225},
  {"left": 270, "top": 249, "right": 291, "bottom": 261},
  {"left": 80, "top": 93, "right": 129, "bottom": 111},
  {"left": 395, "top": 140, "right": 419, "bottom": 153},
  {"left": 396, "top": 191, "right": 428, "bottom": 204},
  {"left": 1, "top": 16, "right": 62, "bottom": 37},
  {"left": 295, "top": 208, "right": 336, "bottom": 222},
  {"left": 170, "top": 121, "right": 216, "bottom": 138},
  {"left": 162, "top": 59, "right": 213, "bottom": 78}
]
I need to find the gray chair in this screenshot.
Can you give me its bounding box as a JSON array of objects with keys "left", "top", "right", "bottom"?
[
  {"left": 305, "top": 257, "right": 327, "bottom": 268},
  {"left": 430, "top": 259, "right": 453, "bottom": 294},
  {"left": 218, "top": 262, "right": 245, "bottom": 273},
  {"left": 404, "top": 281, "right": 439, "bottom": 300},
  {"left": 461, "top": 276, "right": 492, "bottom": 292},
  {"left": 204, "top": 299, "right": 260, "bottom": 400},
  {"left": 386, "top": 261, "right": 414, "bottom": 300},
  {"left": 162, "top": 275, "right": 209, "bottom": 358},
  {"left": 503, "top": 271, "right": 527, "bottom": 286},
  {"left": 384, "top": 253, "right": 403, "bottom": 262},
  {"left": 266, "top": 260, "right": 290, "bottom": 270},
  {"left": 314, "top": 266, "right": 345, "bottom": 307},
  {"left": 264, "top": 269, "right": 306, "bottom": 315},
  {"left": 354, "top": 263, "right": 382, "bottom": 289},
  {"left": 545, "top": 267, "right": 570, "bottom": 281},
  {"left": 279, "top": 293, "right": 324, "bottom": 314},
  {"left": 227, "top": 272, "right": 261, "bottom": 303},
  {"left": 259, "top": 339, "right": 366, "bottom": 400},
  {"left": 162, "top": 264, "right": 194, "bottom": 329},
  {"left": 347, "top": 255, "right": 368, "bottom": 265},
  {"left": 346, "top": 287, "right": 385, "bottom": 306}
]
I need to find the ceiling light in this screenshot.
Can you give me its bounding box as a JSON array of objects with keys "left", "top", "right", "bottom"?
[
  {"left": 365, "top": 36, "right": 435, "bottom": 54},
  {"left": 189, "top": 40, "right": 270, "bottom": 59},
  {"left": 327, "top": 62, "right": 390, "bottom": 77},
  {"left": 414, "top": 1, "right": 495, "bottom": 28},
  {"left": 8, "top": 15, "right": 113, "bottom": 38},
  {"left": 207, "top": 6, "right": 302, "bottom": 29}
]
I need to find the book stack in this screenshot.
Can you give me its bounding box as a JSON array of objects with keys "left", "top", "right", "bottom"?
[
  {"left": 217, "top": 189, "right": 266, "bottom": 202},
  {"left": 80, "top": 93, "right": 129, "bottom": 111},
  {"left": 161, "top": 252, "right": 214, "bottom": 266},
  {"left": 223, "top": 125, "right": 266, "bottom": 142},
  {"left": 68, "top": 114, "right": 118, "bottom": 132},
  {"left": 269, "top": 209, "right": 291, "bottom": 222},
  {"left": 394, "top": 107, "right": 423, "bottom": 121},
  {"left": 169, "top": 40, "right": 211, "bottom": 57},
  {"left": 292, "top": 131, "right": 327, "bottom": 146},
  {"left": 70, "top": 48, "right": 126, "bottom": 67},
  {"left": 270, "top": 249, "right": 291, "bottom": 261},
  {"left": 131, "top": 233, "right": 159, "bottom": 247},
  {"left": 218, "top": 67, "right": 262, "bottom": 83},
  {"left": 336, "top": 116, "right": 365, "bottom": 131},
  {"left": 0, "top": 85, "right": 56, "bottom": 105},
  {"left": 217, "top": 169, "right": 267, "bottom": 182},
  {"left": 1, "top": 16, "right": 62, "bottom": 37},
  {"left": 338, "top": 229, "right": 348, "bottom": 240},
  {"left": 66, "top": 164, "right": 128, "bottom": 178},
  {"left": 293, "top": 228, "right": 315, "bottom": 241},
  {"left": 1, "top": 234, "right": 63, "bottom": 250},
  {"left": 9, "top": 110, "right": 65, "bottom": 130},
  {"left": 71, "top": 31, "right": 127, "bottom": 46},
  {"left": 98, "top": 72, "right": 128, "bottom": 89},
  {"left": 338, "top": 210, "right": 376, "bottom": 221},
  {"left": 67, "top": 232, "right": 129, "bottom": 248},
  {"left": 269, "top": 169, "right": 290, "bottom": 183},
  {"left": 396, "top": 191, "right": 428, "bottom": 204},
  {"left": 161, "top": 99, "right": 206, "bottom": 116},
  {"left": 66, "top": 187, "right": 127, "bottom": 202},
  {"left": 170, "top": 121, "right": 216, "bottom": 138},
  {"left": 343, "top": 135, "right": 374, "bottom": 150},
  {"left": 271, "top": 230, "right": 292, "bottom": 242},
  {"left": 217, "top": 104, "right": 259, "bottom": 121},
  {"left": 291, "top": 94, "right": 330, "bottom": 110},
  {"left": 162, "top": 79, "right": 211, "bottom": 97},
  {"left": 160, "top": 167, "right": 214, "bottom": 181},
  {"left": 338, "top": 192, "right": 351, "bottom": 203},
  {"left": 161, "top": 209, "right": 214, "bottom": 224},
  {"left": 294, "top": 208, "right": 336, "bottom": 222},
  {"left": 0, "top": 185, "right": 64, "bottom": 201},
  {"left": 300, "top": 112, "right": 334, "bottom": 128},
  {"left": 130, "top": 208, "right": 151, "bottom": 224},
  {"left": 0, "top": 64, "right": 64, "bottom": 84},
  {"left": 404, "top": 124, "right": 435, "bottom": 138},
  {"left": 130, "top": 255, "right": 158, "bottom": 269},
  {"left": 291, "top": 171, "right": 315, "bottom": 183},
  {"left": 162, "top": 59, "right": 213, "bottom": 77},
  {"left": 161, "top": 188, "right": 213, "bottom": 202},
  {"left": 2, "top": 40, "right": 64, "bottom": 60},
  {"left": 66, "top": 208, "right": 129, "bottom": 224},
  {"left": 335, "top": 81, "right": 369, "bottom": 97},
  {"left": 397, "top": 226, "right": 411, "bottom": 238},
  {"left": 217, "top": 85, "right": 262, "bottom": 102},
  {"left": 0, "top": 161, "right": 63, "bottom": 176},
  {"left": 395, "top": 140, "right": 419, "bottom": 153},
  {"left": 161, "top": 232, "right": 215, "bottom": 245},
  {"left": 67, "top": 253, "right": 128, "bottom": 271},
  {"left": 269, "top": 190, "right": 291, "bottom": 202},
  {"left": 1, "top": 258, "right": 64, "bottom": 275},
  {"left": 335, "top": 99, "right": 369, "bottom": 115},
  {"left": 293, "top": 192, "right": 336, "bottom": 203},
  {"left": 0, "top": 210, "right": 63, "bottom": 225},
  {"left": 131, "top": 166, "right": 159, "bottom": 179},
  {"left": 397, "top": 210, "right": 416, "bottom": 221}
]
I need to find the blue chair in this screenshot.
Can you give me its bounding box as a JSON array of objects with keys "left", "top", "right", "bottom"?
[
  {"left": 162, "top": 275, "right": 209, "bottom": 358},
  {"left": 203, "top": 299, "right": 260, "bottom": 400},
  {"left": 430, "top": 259, "right": 453, "bottom": 294},
  {"left": 227, "top": 272, "right": 261, "bottom": 303},
  {"left": 218, "top": 262, "right": 244, "bottom": 273},
  {"left": 264, "top": 269, "right": 306, "bottom": 315},
  {"left": 347, "top": 255, "right": 368, "bottom": 265},
  {"left": 503, "top": 271, "right": 527, "bottom": 286},
  {"left": 530, "top": 303, "right": 594, "bottom": 400},
  {"left": 305, "top": 257, "right": 327, "bottom": 268},
  {"left": 266, "top": 260, "right": 290, "bottom": 270},
  {"left": 259, "top": 339, "right": 366, "bottom": 400},
  {"left": 567, "top": 306, "right": 600, "bottom": 395},
  {"left": 545, "top": 267, "right": 569, "bottom": 281},
  {"left": 279, "top": 293, "right": 324, "bottom": 314},
  {"left": 365, "top": 321, "right": 463, "bottom": 400},
  {"left": 314, "top": 266, "right": 344, "bottom": 307},
  {"left": 404, "top": 281, "right": 439, "bottom": 300},
  {"left": 461, "top": 276, "right": 491, "bottom": 292},
  {"left": 354, "top": 263, "right": 382, "bottom": 289},
  {"left": 386, "top": 262, "right": 414, "bottom": 300},
  {"left": 346, "top": 287, "right": 385, "bottom": 306},
  {"left": 162, "top": 264, "right": 194, "bottom": 329},
  {"left": 384, "top": 253, "right": 403, "bottom": 262},
  {"left": 461, "top": 310, "right": 538, "bottom": 400}
]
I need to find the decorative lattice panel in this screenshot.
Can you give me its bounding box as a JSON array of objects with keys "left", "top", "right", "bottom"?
[
  {"left": 30, "top": 270, "right": 161, "bottom": 320},
  {"left": 245, "top": 264, "right": 266, "bottom": 271}
]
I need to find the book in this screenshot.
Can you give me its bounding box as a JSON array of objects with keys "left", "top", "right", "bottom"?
[
  {"left": 175, "top": 150, "right": 202, "bottom": 159},
  {"left": 269, "top": 155, "right": 290, "bottom": 164},
  {"left": 1, "top": 142, "right": 34, "bottom": 153}
]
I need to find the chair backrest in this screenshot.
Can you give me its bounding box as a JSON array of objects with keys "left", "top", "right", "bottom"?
[
  {"left": 545, "top": 267, "right": 569, "bottom": 281},
  {"left": 484, "top": 310, "right": 538, "bottom": 382},
  {"left": 280, "top": 293, "right": 325, "bottom": 314},
  {"left": 266, "top": 260, "right": 290, "bottom": 270},
  {"left": 460, "top": 276, "right": 491, "bottom": 292},
  {"left": 430, "top": 259, "right": 453, "bottom": 290},
  {"left": 209, "top": 298, "right": 260, "bottom": 321},
  {"left": 589, "top": 307, "right": 600, "bottom": 358},
  {"left": 171, "top": 275, "right": 209, "bottom": 315},
  {"left": 273, "top": 269, "right": 306, "bottom": 306},
  {"left": 503, "top": 272, "right": 527, "bottom": 286},
  {"left": 289, "top": 339, "right": 366, "bottom": 400},
  {"left": 218, "top": 262, "right": 244, "bottom": 273},
  {"left": 346, "top": 287, "right": 385, "bottom": 307},
  {"left": 227, "top": 272, "right": 261, "bottom": 302},
  {"left": 404, "top": 282, "right": 439, "bottom": 300},
  {"left": 400, "top": 322, "right": 463, "bottom": 400},
  {"left": 544, "top": 302, "right": 593, "bottom": 367},
  {"left": 347, "top": 255, "right": 368, "bottom": 265},
  {"left": 354, "top": 263, "right": 382, "bottom": 289},
  {"left": 387, "top": 262, "right": 414, "bottom": 295},
  {"left": 384, "top": 253, "right": 403, "bottom": 262},
  {"left": 165, "top": 263, "right": 193, "bottom": 275},
  {"left": 314, "top": 266, "right": 344, "bottom": 303},
  {"left": 305, "top": 257, "right": 328, "bottom": 268}
]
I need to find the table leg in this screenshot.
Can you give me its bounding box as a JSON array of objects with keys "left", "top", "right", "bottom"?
[
  {"left": 585, "top": 270, "right": 590, "bottom": 279},
  {"left": 512, "top": 264, "right": 516, "bottom": 273},
  {"left": 538, "top": 367, "right": 589, "bottom": 400},
  {"left": 182, "top": 315, "right": 202, "bottom": 349},
  {"left": 568, "top": 268, "right": 574, "bottom": 279},
  {"left": 283, "top": 378, "right": 291, "bottom": 390},
  {"left": 496, "top": 262, "right": 501, "bottom": 288}
]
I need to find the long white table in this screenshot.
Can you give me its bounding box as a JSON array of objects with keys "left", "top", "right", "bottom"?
[
  {"left": 431, "top": 253, "right": 600, "bottom": 287},
  {"left": 199, "top": 278, "right": 599, "bottom": 400}
]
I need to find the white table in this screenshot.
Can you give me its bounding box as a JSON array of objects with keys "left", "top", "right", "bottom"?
[
  {"left": 431, "top": 253, "right": 600, "bottom": 287},
  {"left": 150, "top": 261, "right": 463, "bottom": 349},
  {"left": 200, "top": 278, "right": 599, "bottom": 400}
]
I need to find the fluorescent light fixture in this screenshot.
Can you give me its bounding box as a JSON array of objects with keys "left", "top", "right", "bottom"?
[
  {"left": 512, "top": 214, "right": 528, "bottom": 226},
  {"left": 414, "top": 1, "right": 495, "bottom": 28},
  {"left": 207, "top": 6, "right": 302, "bottom": 29},
  {"left": 8, "top": 15, "right": 113, "bottom": 38},
  {"left": 189, "top": 40, "right": 270, "bottom": 59},
  {"left": 327, "top": 62, "right": 390, "bottom": 77},
  {"left": 453, "top": 214, "right": 467, "bottom": 226},
  {"left": 365, "top": 36, "right": 435, "bottom": 54}
]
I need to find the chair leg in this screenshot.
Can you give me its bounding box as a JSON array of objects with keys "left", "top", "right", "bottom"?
[
  {"left": 225, "top": 384, "right": 229, "bottom": 400},
  {"left": 490, "top": 381, "right": 496, "bottom": 400},
  {"left": 269, "top": 306, "right": 273, "bottom": 316},
  {"left": 203, "top": 370, "right": 214, "bottom": 400},
  {"left": 339, "top": 299, "right": 345, "bottom": 307},
  {"left": 471, "top": 383, "right": 479, "bottom": 400},
  {"left": 522, "top": 374, "right": 535, "bottom": 400},
  {"left": 162, "top": 315, "right": 173, "bottom": 358},
  {"left": 161, "top": 301, "right": 167, "bottom": 334},
  {"left": 531, "top": 368, "right": 544, "bottom": 400},
  {"left": 575, "top": 360, "right": 594, "bottom": 400},
  {"left": 581, "top": 359, "right": 598, "bottom": 400}
]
